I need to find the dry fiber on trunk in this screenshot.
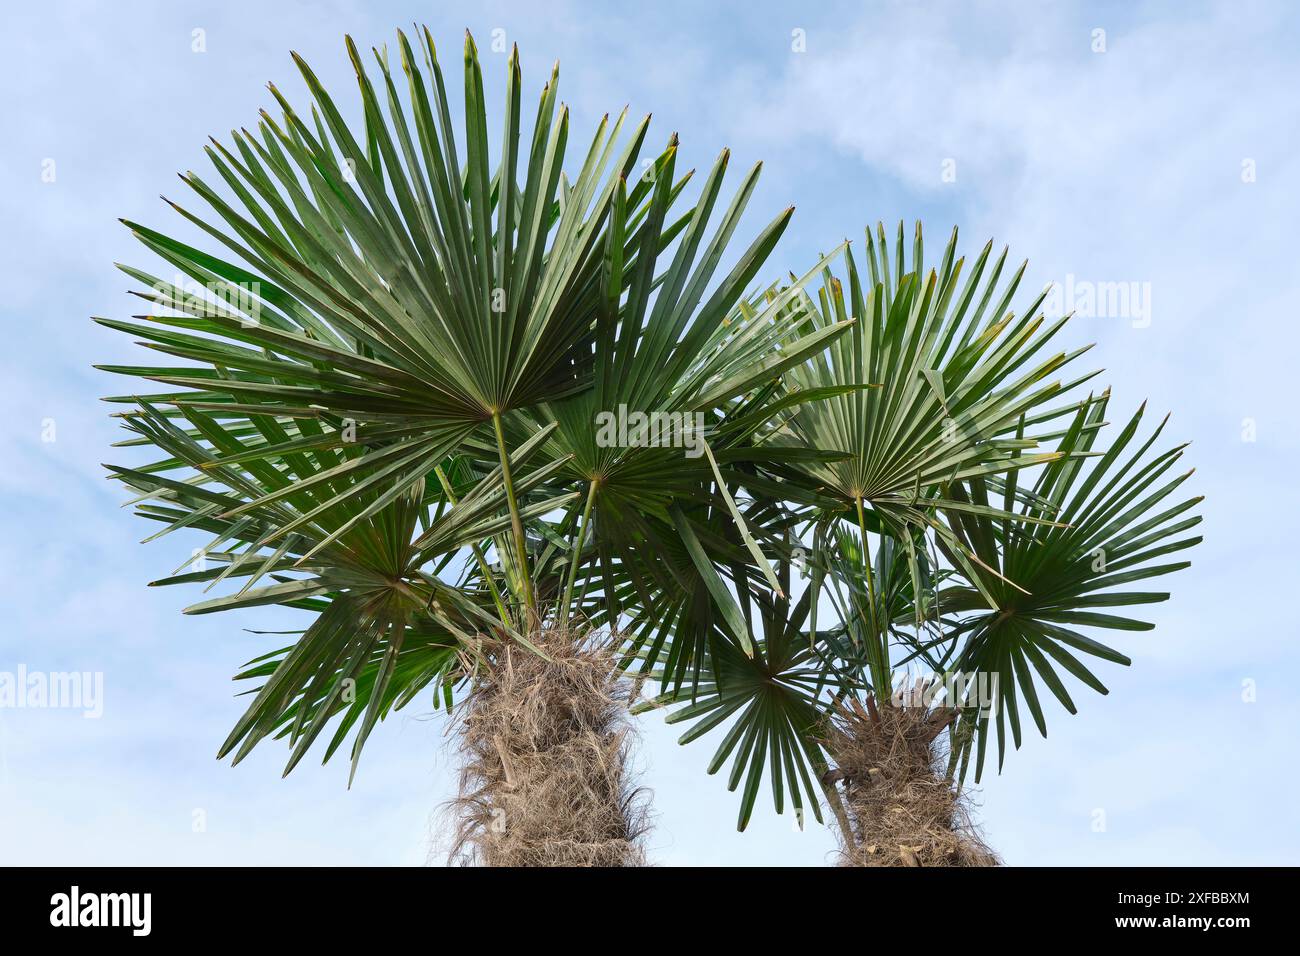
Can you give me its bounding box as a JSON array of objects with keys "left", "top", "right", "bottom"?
[
  {"left": 448, "top": 627, "right": 649, "bottom": 866},
  {"left": 826, "top": 693, "right": 999, "bottom": 867}
]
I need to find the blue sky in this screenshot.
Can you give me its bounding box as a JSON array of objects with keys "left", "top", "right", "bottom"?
[{"left": 2, "top": 0, "right": 1297, "bottom": 865}]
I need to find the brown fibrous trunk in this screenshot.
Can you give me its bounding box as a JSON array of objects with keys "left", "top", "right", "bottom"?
[
  {"left": 447, "top": 626, "right": 650, "bottom": 867},
  {"left": 826, "top": 694, "right": 999, "bottom": 867}
]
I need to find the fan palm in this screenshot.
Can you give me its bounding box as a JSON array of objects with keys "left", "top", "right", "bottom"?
[
  {"left": 639, "top": 223, "right": 1201, "bottom": 863},
  {"left": 99, "top": 27, "right": 848, "bottom": 864}
]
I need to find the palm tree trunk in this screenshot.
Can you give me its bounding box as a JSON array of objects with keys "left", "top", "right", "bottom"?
[
  {"left": 448, "top": 626, "right": 649, "bottom": 866},
  {"left": 826, "top": 695, "right": 999, "bottom": 867}
]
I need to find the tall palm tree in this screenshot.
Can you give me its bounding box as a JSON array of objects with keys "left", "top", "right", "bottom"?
[{"left": 99, "top": 27, "right": 847, "bottom": 865}]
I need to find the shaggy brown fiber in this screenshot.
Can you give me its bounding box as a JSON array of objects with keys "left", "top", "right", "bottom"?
[
  {"left": 826, "top": 691, "right": 999, "bottom": 867},
  {"left": 448, "top": 627, "right": 650, "bottom": 867}
]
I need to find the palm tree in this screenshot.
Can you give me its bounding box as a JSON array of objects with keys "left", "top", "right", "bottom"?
[
  {"left": 640, "top": 223, "right": 1202, "bottom": 863},
  {"left": 100, "top": 29, "right": 1201, "bottom": 867},
  {"left": 99, "top": 27, "right": 847, "bottom": 865}
]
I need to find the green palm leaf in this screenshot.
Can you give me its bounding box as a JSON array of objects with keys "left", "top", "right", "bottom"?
[
  {"left": 937, "top": 394, "right": 1202, "bottom": 781},
  {"left": 103, "top": 28, "right": 677, "bottom": 452}
]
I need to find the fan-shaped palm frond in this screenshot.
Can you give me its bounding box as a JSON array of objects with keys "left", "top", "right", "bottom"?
[
  {"left": 102, "top": 30, "right": 675, "bottom": 433},
  {"left": 634, "top": 558, "right": 852, "bottom": 831},
  {"left": 109, "top": 401, "right": 572, "bottom": 779},
  {"left": 934, "top": 393, "right": 1203, "bottom": 781}
]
